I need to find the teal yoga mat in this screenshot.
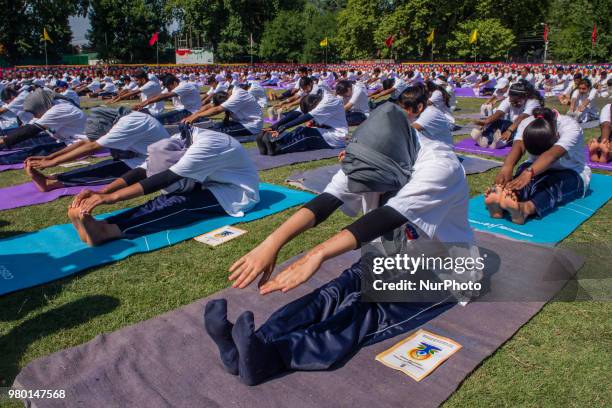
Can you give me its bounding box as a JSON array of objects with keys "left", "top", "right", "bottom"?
[
  {"left": 468, "top": 173, "right": 611, "bottom": 244},
  {"left": 0, "top": 184, "right": 314, "bottom": 296}
]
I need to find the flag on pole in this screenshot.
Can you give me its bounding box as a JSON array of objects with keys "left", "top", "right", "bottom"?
[
  {"left": 149, "top": 32, "right": 159, "bottom": 46},
  {"left": 320, "top": 38, "right": 328, "bottom": 47},
  {"left": 469, "top": 29, "right": 478, "bottom": 44},
  {"left": 426, "top": 29, "right": 435, "bottom": 45},
  {"left": 591, "top": 23, "right": 597, "bottom": 45},
  {"left": 543, "top": 24, "right": 548, "bottom": 42},
  {"left": 385, "top": 35, "right": 394, "bottom": 48},
  {"left": 43, "top": 28, "right": 53, "bottom": 43},
  {"left": 250, "top": 33, "right": 254, "bottom": 47}
]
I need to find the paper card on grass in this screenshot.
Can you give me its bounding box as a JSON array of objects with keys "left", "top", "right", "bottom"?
[
  {"left": 375, "top": 329, "right": 462, "bottom": 381},
  {"left": 59, "top": 160, "right": 90, "bottom": 168},
  {"left": 193, "top": 225, "right": 247, "bottom": 247}
]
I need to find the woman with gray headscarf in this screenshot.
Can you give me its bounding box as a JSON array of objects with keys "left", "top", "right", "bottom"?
[
  {"left": 0, "top": 88, "right": 86, "bottom": 165},
  {"left": 205, "top": 92, "right": 474, "bottom": 386}
]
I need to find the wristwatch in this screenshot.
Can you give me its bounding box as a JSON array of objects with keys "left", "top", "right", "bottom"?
[{"left": 526, "top": 167, "right": 535, "bottom": 179}]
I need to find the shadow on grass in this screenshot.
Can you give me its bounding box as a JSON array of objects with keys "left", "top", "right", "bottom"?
[{"left": 0, "top": 294, "right": 120, "bottom": 387}]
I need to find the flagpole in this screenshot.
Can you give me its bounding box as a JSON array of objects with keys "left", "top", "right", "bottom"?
[
  {"left": 250, "top": 33, "right": 253, "bottom": 66},
  {"left": 431, "top": 41, "right": 434, "bottom": 62},
  {"left": 44, "top": 41, "right": 48, "bottom": 66},
  {"left": 156, "top": 42, "right": 159, "bottom": 67},
  {"left": 543, "top": 41, "right": 548, "bottom": 63}
]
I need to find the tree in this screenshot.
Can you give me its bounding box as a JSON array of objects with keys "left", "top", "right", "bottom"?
[
  {"left": 259, "top": 10, "right": 305, "bottom": 62},
  {"left": 447, "top": 19, "right": 516, "bottom": 61},
  {"left": 546, "top": 0, "right": 611, "bottom": 62},
  {"left": 88, "top": 0, "right": 170, "bottom": 63},
  {"left": 0, "top": 0, "right": 88, "bottom": 65},
  {"left": 335, "top": 0, "right": 385, "bottom": 60}
]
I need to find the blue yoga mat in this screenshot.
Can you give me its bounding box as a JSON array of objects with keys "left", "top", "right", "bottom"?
[
  {"left": 0, "top": 184, "right": 314, "bottom": 296},
  {"left": 468, "top": 173, "right": 611, "bottom": 244}
]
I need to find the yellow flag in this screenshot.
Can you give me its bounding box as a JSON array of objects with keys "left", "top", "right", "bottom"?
[
  {"left": 320, "top": 38, "right": 328, "bottom": 47},
  {"left": 469, "top": 29, "right": 478, "bottom": 44},
  {"left": 43, "top": 28, "right": 53, "bottom": 43},
  {"left": 426, "top": 29, "right": 435, "bottom": 45}
]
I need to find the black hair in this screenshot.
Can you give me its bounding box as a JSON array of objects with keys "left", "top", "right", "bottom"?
[
  {"left": 578, "top": 78, "right": 592, "bottom": 89},
  {"left": 335, "top": 80, "right": 353, "bottom": 96},
  {"left": 382, "top": 78, "right": 395, "bottom": 90},
  {"left": 509, "top": 79, "right": 544, "bottom": 104},
  {"left": 298, "top": 66, "right": 308, "bottom": 74},
  {"left": 424, "top": 80, "right": 450, "bottom": 108},
  {"left": 607, "top": 78, "right": 612, "bottom": 87},
  {"left": 397, "top": 84, "right": 428, "bottom": 113},
  {"left": 1, "top": 87, "right": 18, "bottom": 102},
  {"left": 212, "top": 91, "right": 229, "bottom": 106},
  {"left": 481, "top": 74, "right": 489, "bottom": 82},
  {"left": 133, "top": 69, "right": 148, "bottom": 80},
  {"left": 161, "top": 74, "right": 179, "bottom": 88},
  {"left": 298, "top": 76, "right": 314, "bottom": 89},
  {"left": 207, "top": 75, "right": 217, "bottom": 85},
  {"left": 299, "top": 93, "right": 323, "bottom": 114},
  {"left": 522, "top": 107, "right": 558, "bottom": 156},
  {"left": 573, "top": 73, "right": 583, "bottom": 80}
]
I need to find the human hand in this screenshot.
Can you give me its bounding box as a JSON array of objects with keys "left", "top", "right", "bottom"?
[
  {"left": 228, "top": 241, "right": 280, "bottom": 289},
  {"left": 259, "top": 250, "right": 324, "bottom": 295}
]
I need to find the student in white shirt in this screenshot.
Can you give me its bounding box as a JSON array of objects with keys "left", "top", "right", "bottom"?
[
  {"left": 471, "top": 80, "right": 542, "bottom": 149},
  {"left": 424, "top": 81, "right": 455, "bottom": 128},
  {"left": 485, "top": 107, "right": 590, "bottom": 224},
  {"left": 335, "top": 80, "right": 369, "bottom": 126},
  {"left": 202, "top": 75, "right": 230, "bottom": 106},
  {"left": 368, "top": 77, "right": 408, "bottom": 108},
  {"left": 588, "top": 103, "right": 611, "bottom": 163},
  {"left": 481, "top": 77, "right": 509, "bottom": 117},
  {"left": 0, "top": 87, "right": 21, "bottom": 132},
  {"left": 109, "top": 69, "right": 165, "bottom": 115},
  {"left": 270, "top": 76, "right": 322, "bottom": 119},
  {"left": 183, "top": 86, "right": 263, "bottom": 140},
  {"left": 208, "top": 102, "right": 472, "bottom": 385},
  {"left": 68, "top": 126, "right": 259, "bottom": 246},
  {"left": 25, "top": 108, "right": 170, "bottom": 192},
  {"left": 257, "top": 91, "right": 348, "bottom": 155},
  {"left": 558, "top": 73, "right": 582, "bottom": 105},
  {"left": 133, "top": 74, "right": 201, "bottom": 124},
  {"left": 54, "top": 80, "right": 80, "bottom": 107},
  {"left": 567, "top": 78, "right": 599, "bottom": 123},
  {"left": 247, "top": 80, "right": 268, "bottom": 110}
]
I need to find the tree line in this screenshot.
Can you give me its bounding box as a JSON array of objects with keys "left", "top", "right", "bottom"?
[{"left": 0, "top": 0, "right": 609, "bottom": 65}]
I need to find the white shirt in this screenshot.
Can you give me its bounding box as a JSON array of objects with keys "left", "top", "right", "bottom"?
[
  {"left": 600, "top": 103, "right": 611, "bottom": 124},
  {"left": 392, "top": 78, "right": 408, "bottom": 99},
  {"left": 429, "top": 89, "right": 454, "bottom": 123},
  {"left": 346, "top": 83, "right": 370, "bottom": 115},
  {"left": 495, "top": 97, "right": 540, "bottom": 121},
  {"left": 171, "top": 82, "right": 201, "bottom": 113},
  {"left": 248, "top": 82, "right": 268, "bottom": 109},
  {"left": 309, "top": 93, "right": 349, "bottom": 148},
  {"left": 140, "top": 80, "right": 164, "bottom": 115},
  {"left": 169, "top": 128, "right": 260, "bottom": 217},
  {"left": 61, "top": 89, "right": 80, "bottom": 106},
  {"left": 414, "top": 105, "right": 453, "bottom": 147},
  {"left": 221, "top": 87, "right": 263, "bottom": 135},
  {"left": 96, "top": 112, "right": 170, "bottom": 168},
  {"left": 516, "top": 115, "right": 591, "bottom": 192},
  {"left": 324, "top": 141, "right": 473, "bottom": 243},
  {"left": 34, "top": 101, "right": 87, "bottom": 144},
  {"left": 571, "top": 88, "right": 598, "bottom": 119},
  {"left": 87, "top": 80, "right": 101, "bottom": 92}
]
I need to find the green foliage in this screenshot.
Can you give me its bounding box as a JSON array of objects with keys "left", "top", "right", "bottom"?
[
  {"left": 0, "top": 0, "right": 87, "bottom": 65},
  {"left": 335, "top": 0, "right": 384, "bottom": 60},
  {"left": 547, "top": 0, "right": 611, "bottom": 63},
  {"left": 88, "top": 0, "right": 169, "bottom": 63},
  {"left": 447, "top": 19, "right": 516, "bottom": 60}
]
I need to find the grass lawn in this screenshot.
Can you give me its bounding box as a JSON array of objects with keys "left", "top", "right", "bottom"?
[{"left": 0, "top": 96, "right": 610, "bottom": 407}]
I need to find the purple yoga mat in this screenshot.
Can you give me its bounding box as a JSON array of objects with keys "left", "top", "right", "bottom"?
[
  {"left": 453, "top": 138, "right": 511, "bottom": 158},
  {"left": 13, "top": 232, "right": 583, "bottom": 408},
  {"left": 453, "top": 87, "right": 476, "bottom": 97},
  {"left": 0, "top": 151, "right": 111, "bottom": 172},
  {"left": 0, "top": 182, "right": 105, "bottom": 211},
  {"left": 585, "top": 147, "right": 612, "bottom": 171}
]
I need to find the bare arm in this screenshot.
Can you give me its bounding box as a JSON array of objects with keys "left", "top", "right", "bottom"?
[{"left": 32, "top": 141, "right": 102, "bottom": 169}]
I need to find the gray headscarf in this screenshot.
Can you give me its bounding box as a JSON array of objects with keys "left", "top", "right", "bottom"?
[
  {"left": 85, "top": 106, "right": 132, "bottom": 140},
  {"left": 23, "top": 88, "right": 81, "bottom": 118},
  {"left": 341, "top": 102, "right": 420, "bottom": 193}
]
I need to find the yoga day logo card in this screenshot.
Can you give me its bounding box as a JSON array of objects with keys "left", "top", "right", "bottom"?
[
  {"left": 376, "top": 329, "right": 462, "bottom": 381},
  {"left": 194, "top": 225, "right": 247, "bottom": 247}
]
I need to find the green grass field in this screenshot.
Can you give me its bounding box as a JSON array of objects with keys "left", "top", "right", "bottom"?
[{"left": 0, "top": 95, "right": 610, "bottom": 408}]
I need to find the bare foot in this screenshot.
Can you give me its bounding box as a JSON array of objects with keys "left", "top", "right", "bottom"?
[
  {"left": 26, "top": 166, "right": 63, "bottom": 192},
  {"left": 69, "top": 208, "right": 122, "bottom": 246},
  {"left": 588, "top": 138, "right": 599, "bottom": 155},
  {"left": 484, "top": 184, "right": 504, "bottom": 218},
  {"left": 68, "top": 207, "right": 88, "bottom": 243},
  {"left": 601, "top": 139, "right": 611, "bottom": 163},
  {"left": 500, "top": 189, "right": 527, "bottom": 224}
]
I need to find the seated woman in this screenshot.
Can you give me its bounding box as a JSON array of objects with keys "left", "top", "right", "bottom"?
[
  {"left": 25, "top": 108, "right": 170, "bottom": 192},
  {"left": 567, "top": 79, "right": 599, "bottom": 123},
  {"left": 335, "top": 80, "right": 370, "bottom": 126},
  {"left": 204, "top": 102, "right": 474, "bottom": 386},
  {"left": 109, "top": 69, "right": 165, "bottom": 116},
  {"left": 480, "top": 77, "right": 509, "bottom": 117},
  {"left": 133, "top": 74, "right": 202, "bottom": 125},
  {"left": 424, "top": 80, "right": 455, "bottom": 130},
  {"left": 182, "top": 86, "right": 263, "bottom": 140},
  {"left": 368, "top": 77, "right": 408, "bottom": 109},
  {"left": 256, "top": 91, "right": 348, "bottom": 155},
  {"left": 588, "top": 103, "right": 611, "bottom": 163},
  {"left": 471, "top": 80, "right": 542, "bottom": 149},
  {"left": 485, "top": 108, "right": 590, "bottom": 224},
  {"left": 67, "top": 126, "right": 260, "bottom": 246},
  {"left": 0, "top": 88, "right": 86, "bottom": 164}
]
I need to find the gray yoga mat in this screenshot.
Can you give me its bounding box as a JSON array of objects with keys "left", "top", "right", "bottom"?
[
  {"left": 579, "top": 120, "right": 600, "bottom": 129},
  {"left": 248, "top": 148, "right": 343, "bottom": 171},
  {"left": 13, "top": 232, "right": 583, "bottom": 408},
  {"left": 287, "top": 156, "right": 501, "bottom": 194}
]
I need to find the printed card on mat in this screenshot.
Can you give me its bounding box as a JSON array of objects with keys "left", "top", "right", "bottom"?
[
  {"left": 194, "top": 225, "right": 247, "bottom": 247},
  {"left": 375, "top": 329, "right": 462, "bottom": 381},
  {"left": 59, "top": 160, "right": 90, "bottom": 168}
]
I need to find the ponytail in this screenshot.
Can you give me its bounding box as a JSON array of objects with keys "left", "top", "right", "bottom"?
[{"left": 522, "top": 107, "right": 558, "bottom": 155}]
